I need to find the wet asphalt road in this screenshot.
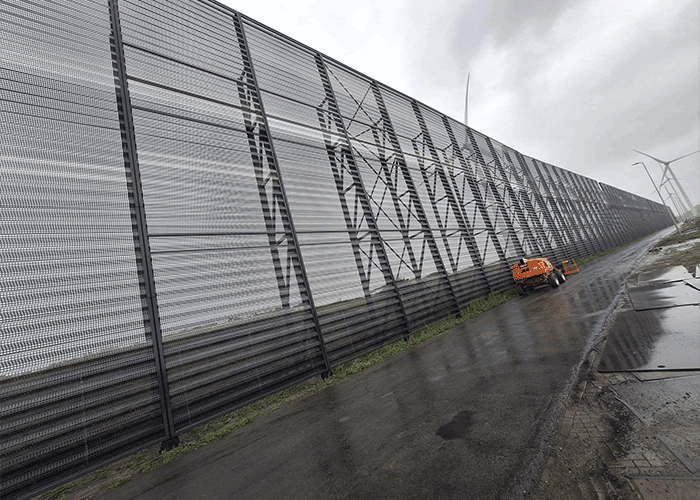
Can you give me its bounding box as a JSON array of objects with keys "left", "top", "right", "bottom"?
[{"left": 100, "top": 230, "right": 670, "bottom": 500}]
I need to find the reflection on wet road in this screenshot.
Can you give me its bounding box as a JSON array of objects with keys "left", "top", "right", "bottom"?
[
  {"left": 628, "top": 281, "right": 700, "bottom": 310},
  {"left": 600, "top": 264, "right": 700, "bottom": 372}
]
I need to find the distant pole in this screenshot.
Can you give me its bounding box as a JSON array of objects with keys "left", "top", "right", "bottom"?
[
  {"left": 633, "top": 149, "right": 699, "bottom": 217},
  {"left": 633, "top": 161, "right": 681, "bottom": 234},
  {"left": 464, "top": 73, "right": 470, "bottom": 127},
  {"left": 665, "top": 186, "right": 683, "bottom": 219},
  {"left": 658, "top": 176, "right": 690, "bottom": 216}
]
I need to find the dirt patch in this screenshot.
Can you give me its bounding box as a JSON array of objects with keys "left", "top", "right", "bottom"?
[
  {"left": 647, "top": 239, "right": 700, "bottom": 274},
  {"left": 649, "top": 217, "right": 700, "bottom": 273}
]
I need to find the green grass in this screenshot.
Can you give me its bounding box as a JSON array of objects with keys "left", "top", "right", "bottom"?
[{"left": 40, "top": 290, "right": 516, "bottom": 500}]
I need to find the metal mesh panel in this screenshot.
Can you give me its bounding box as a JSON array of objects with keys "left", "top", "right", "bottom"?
[
  {"left": 322, "top": 66, "right": 460, "bottom": 325},
  {"left": 119, "top": 0, "right": 242, "bottom": 79},
  {"left": 0, "top": 1, "right": 167, "bottom": 499},
  {"left": 118, "top": 1, "right": 327, "bottom": 432},
  {"left": 516, "top": 154, "right": 569, "bottom": 261},
  {"left": 243, "top": 21, "right": 409, "bottom": 363}
]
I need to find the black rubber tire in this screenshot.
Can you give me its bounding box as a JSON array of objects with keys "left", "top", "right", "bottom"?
[
  {"left": 516, "top": 282, "right": 527, "bottom": 296},
  {"left": 556, "top": 269, "right": 566, "bottom": 283},
  {"left": 547, "top": 272, "right": 560, "bottom": 288}
]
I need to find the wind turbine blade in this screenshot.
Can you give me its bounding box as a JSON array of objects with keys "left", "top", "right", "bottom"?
[
  {"left": 633, "top": 149, "right": 666, "bottom": 164},
  {"left": 668, "top": 149, "right": 700, "bottom": 163}
]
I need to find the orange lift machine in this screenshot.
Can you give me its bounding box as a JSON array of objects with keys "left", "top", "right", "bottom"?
[{"left": 511, "top": 257, "right": 579, "bottom": 296}]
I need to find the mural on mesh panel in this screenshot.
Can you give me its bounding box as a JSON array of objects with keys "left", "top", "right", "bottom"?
[{"left": 323, "top": 62, "right": 461, "bottom": 320}]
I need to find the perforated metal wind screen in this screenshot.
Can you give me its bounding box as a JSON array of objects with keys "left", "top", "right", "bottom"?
[
  {"left": 1, "top": 0, "right": 674, "bottom": 498},
  {"left": 242, "top": 21, "right": 411, "bottom": 362},
  {"left": 117, "top": 0, "right": 329, "bottom": 432},
  {"left": 0, "top": 1, "right": 166, "bottom": 498}
]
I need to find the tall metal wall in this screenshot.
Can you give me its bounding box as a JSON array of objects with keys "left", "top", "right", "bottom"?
[{"left": 0, "top": 0, "right": 673, "bottom": 498}]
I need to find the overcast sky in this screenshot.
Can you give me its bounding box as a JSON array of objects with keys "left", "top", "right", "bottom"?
[{"left": 222, "top": 0, "right": 700, "bottom": 214}]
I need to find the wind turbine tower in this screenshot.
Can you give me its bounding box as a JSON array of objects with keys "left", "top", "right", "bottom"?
[{"left": 633, "top": 149, "right": 699, "bottom": 217}]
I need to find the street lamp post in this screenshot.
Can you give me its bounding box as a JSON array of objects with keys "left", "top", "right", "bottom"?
[{"left": 633, "top": 161, "right": 681, "bottom": 234}]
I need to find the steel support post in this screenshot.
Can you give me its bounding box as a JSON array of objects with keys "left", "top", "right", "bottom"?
[
  {"left": 370, "top": 82, "right": 461, "bottom": 316},
  {"left": 440, "top": 118, "right": 513, "bottom": 284},
  {"left": 602, "top": 184, "right": 638, "bottom": 242},
  {"left": 584, "top": 178, "right": 623, "bottom": 246},
  {"left": 548, "top": 167, "right": 596, "bottom": 256},
  {"left": 483, "top": 136, "right": 540, "bottom": 257},
  {"left": 107, "top": 0, "right": 178, "bottom": 450},
  {"left": 235, "top": 14, "right": 331, "bottom": 376},
  {"left": 610, "top": 185, "right": 641, "bottom": 242},
  {"left": 572, "top": 172, "right": 613, "bottom": 253},
  {"left": 569, "top": 173, "right": 618, "bottom": 250},
  {"left": 563, "top": 174, "right": 602, "bottom": 251},
  {"left": 314, "top": 53, "right": 412, "bottom": 339}
]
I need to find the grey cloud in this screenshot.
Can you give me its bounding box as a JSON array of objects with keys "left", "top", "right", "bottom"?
[{"left": 448, "top": 0, "right": 572, "bottom": 66}]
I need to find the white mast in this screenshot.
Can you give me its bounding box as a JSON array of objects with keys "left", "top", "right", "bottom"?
[{"left": 464, "top": 73, "right": 470, "bottom": 127}]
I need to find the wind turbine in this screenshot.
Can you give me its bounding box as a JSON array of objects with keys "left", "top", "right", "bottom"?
[{"left": 633, "top": 149, "right": 699, "bottom": 217}]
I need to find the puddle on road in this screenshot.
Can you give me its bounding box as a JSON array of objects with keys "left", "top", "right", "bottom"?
[
  {"left": 598, "top": 306, "right": 700, "bottom": 371},
  {"left": 637, "top": 265, "right": 692, "bottom": 284},
  {"left": 436, "top": 410, "right": 473, "bottom": 440},
  {"left": 628, "top": 281, "right": 700, "bottom": 310}
]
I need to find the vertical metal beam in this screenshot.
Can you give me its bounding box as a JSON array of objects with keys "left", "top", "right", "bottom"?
[
  {"left": 611, "top": 185, "right": 644, "bottom": 240},
  {"left": 370, "top": 82, "right": 461, "bottom": 316},
  {"left": 568, "top": 171, "right": 610, "bottom": 253},
  {"left": 314, "top": 53, "right": 412, "bottom": 338},
  {"left": 602, "top": 184, "right": 636, "bottom": 242},
  {"left": 568, "top": 172, "right": 617, "bottom": 251},
  {"left": 562, "top": 172, "right": 600, "bottom": 253},
  {"left": 234, "top": 13, "right": 331, "bottom": 376},
  {"left": 107, "top": 0, "right": 178, "bottom": 450},
  {"left": 599, "top": 182, "right": 634, "bottom": 243},
  {"left": 581, "top": 178, "right": 620, "bottom": 247},
  {"left": 440, "top": 117, "right": 511, "bottom": 284},
  {"left": 545, "top": 165, "right": 598, "bottom": 257},
  {"left": 608, "top": 183, "right": 638, "bottom": 243}
]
